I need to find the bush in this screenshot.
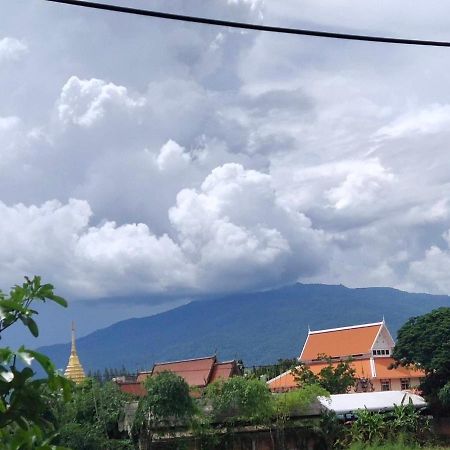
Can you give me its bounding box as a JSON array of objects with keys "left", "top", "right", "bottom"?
[
  {"left": 205, "top": 376, "right": 273, "bottom": 425},
  {"left": 133, "top": 371, "right": 196, "bottom": 448},
  {"left": 54, "top": 379, "right": 133, "bottom": 449},
  {"left": 275, "top": 384, "right": 329, "bottom": 418}
]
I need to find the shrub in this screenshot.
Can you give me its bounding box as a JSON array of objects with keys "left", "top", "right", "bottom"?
[{"left": 205, "top": 376, "right": 273, "bottom": 425}]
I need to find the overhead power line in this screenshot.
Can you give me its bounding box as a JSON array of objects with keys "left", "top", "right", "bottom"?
[{"left": 46, "top": 0, "right": 450, "bottom": 48}]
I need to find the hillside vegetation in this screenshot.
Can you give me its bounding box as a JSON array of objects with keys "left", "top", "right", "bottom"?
[{"left": 40, "top": 283, "right": 450, "bottom": 372}]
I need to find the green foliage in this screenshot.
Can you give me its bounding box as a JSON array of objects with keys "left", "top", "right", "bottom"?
[
  {"left": 347, "top": 443, "right": 438, "bottom": 450},
  {"left": 246, "top": 358, "right": 298, "bottom": 381},
  {"left": 349, "top": 409, "right": 387, "bottom": 444},
  {"left": 0, "top": 276, "right": 72, "bottom": 449},
  {"left": 205, "top": 376, "right": 273, "bottom": 424},
  {"left": 274, "top": 384, "right": 329, "bottom": 419},
  {"left": 293, "top": 356, "right": 357, "bottom": 394},
  {"left": 142, "top": 371, "right": 195, "bottom": 423},
  {"left": 132, "top": 372, "right": 196, "bottom": 448},
  {"left": 393, "top": 307, "right": 450, "bottom": 413},
  {"left": 53, "top": 379, "right": 133, "bottom": 449},
  {"left": 438, "top": 382, "right": 450, "bottom": 406},
  {"left": 87, "top": 366, "right": 131, "bottom": 384},
  {"left": 347, "top": 402, "right": 432, "bottom": 448}
]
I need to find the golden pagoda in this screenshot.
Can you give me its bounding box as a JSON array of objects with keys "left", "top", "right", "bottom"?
[{"left": 64, "top": 322, "right": 86, "bottom": 384}]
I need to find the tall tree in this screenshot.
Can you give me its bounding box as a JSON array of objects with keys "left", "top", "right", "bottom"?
[
  {"left": 392, "top": 307, "right": 450, "bottom": 414},
  {"left": 133, "top": 371, "right": 196, "bottom": 449}
]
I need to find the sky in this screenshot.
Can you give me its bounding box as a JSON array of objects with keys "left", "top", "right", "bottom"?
[{"left": 2, "top": 0, "right": 450, "bottom": 346}]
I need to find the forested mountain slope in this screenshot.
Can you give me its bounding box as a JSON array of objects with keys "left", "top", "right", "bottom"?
[{"left": 40, "top": 283, "right": 450, "bottom": 373}]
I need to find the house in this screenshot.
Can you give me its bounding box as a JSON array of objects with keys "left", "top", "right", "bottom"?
[
  {"left": 116, "top": 356, "right": 241, "bottom": 397},
  {"left": 268, "top": 321, "right": 424, "bottom": 393}
]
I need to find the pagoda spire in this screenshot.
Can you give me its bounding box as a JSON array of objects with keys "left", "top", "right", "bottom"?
[{"left": 64, "top": 321, "right": 86, "bottom": 384}]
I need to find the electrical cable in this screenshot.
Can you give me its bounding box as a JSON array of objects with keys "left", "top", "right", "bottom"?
[{"left": 45, "top": 0, "right": 450, "bottom": 48}]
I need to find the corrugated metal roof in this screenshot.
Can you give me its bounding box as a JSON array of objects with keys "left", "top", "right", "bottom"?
[{"left": 319, "top": 391, "right": 427, "bottom": 414}]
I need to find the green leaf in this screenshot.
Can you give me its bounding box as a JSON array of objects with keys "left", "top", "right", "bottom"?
[
  {"left": 27, "top": 350, "right": 55, "bottom": 378},
  {"left": 27, "top": 317, "right": 39, "bottom": 337},
  {"left": 47, "top": 294, "right": 67, "bottom": 308}
]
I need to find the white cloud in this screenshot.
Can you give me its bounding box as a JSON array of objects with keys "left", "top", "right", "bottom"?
[
  {"left": 375, "top": 104, "right": 450, "bottom": 140},
  {"left": 2, "top": 0, "right": 450, "bottom": 303},
  {"left": 0, "top": 37, "right": 27, "bottom": 63},
  {"left": 404, "top": 231, "right": 450, "bottom": 294},
  {"left": 325, "top": 159, "right": 395, "bottom": 210},
  {"left": 57, "top": 76, "right": 145, "bottom": 127},
  {"left": 0, "top": 199, "right": 194, "bottom": 298},
  {"left": 169, "top": 163, "right": 327, "bottom": 291},
  {"left": 0, "top": 163, "right": 328, "bottom": 298},
  {"left": 156, "top": 140, "right": 192, "bottom": 172}
]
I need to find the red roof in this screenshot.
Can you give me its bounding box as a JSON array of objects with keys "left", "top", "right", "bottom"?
[
  {"left": 121, "top": 356, "right": 239, "bottom": 394},
  {"left": 301, "top": 323, "right": 382, "bottom": 360},
  {"left": 117, "top": 381, "right": 147, "bottom": 397},
  {"left": 210, "top": 361, "right": 238, "bottom": 383},
  {"left": 151, "top": 356, "right": 217, "bottom": 388}
]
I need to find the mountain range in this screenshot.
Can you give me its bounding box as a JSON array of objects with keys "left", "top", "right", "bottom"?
[{"left": 39, "top": 283, "right": 450, "bottom": 373}]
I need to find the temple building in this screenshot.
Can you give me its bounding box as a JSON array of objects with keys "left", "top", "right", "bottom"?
[
  {"left": 116, "top": 356, "right": 241, "bottom": 397},
  {"left": 268, "top": 320, "right": 424, "bottom": 393},
  {"left": 64, "top": 322, "right": 86, "bottom": 384}
]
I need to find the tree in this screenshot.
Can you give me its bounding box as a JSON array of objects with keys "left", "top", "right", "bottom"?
[
  {"left": 133, "top": 371, "right": 196, "bottom": 449},
  {"left": 293, "top": 356, "right": 357, "bottom": 394},
  {"left": 392, "top": 307, "right": 450, "bottom": 414},
  {"left": 205, "top": 376, "right": 273, "bottom": 425},
  {"left": 0, "top": 276, "right": 72, "bottom": 449},
  {"left": 53, "top": 379, "right": 133, "bottom": 450},
  {"left": 247, "top": 358, "right": 298, "bottom": 381}
]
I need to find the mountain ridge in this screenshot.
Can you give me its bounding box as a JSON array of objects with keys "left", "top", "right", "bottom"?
[{"left": 39, "top": 283, "right": 450, "bottom": 373}]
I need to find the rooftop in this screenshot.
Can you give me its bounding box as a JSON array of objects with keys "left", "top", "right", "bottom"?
[{"left": 300, "top": 322, "right": 383, "bottom": 360}]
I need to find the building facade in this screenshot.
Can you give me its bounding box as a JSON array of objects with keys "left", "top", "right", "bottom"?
[{"left": 268, "top": 321, "right": 424, "bottom": 393}]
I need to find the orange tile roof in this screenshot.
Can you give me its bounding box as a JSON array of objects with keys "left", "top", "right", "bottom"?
[
  {"left": 151, "top": 356, "right": 217, "bottom": 387},
  {"left": 267, "top": 370, "right": 297, "bottom": 392},
  {"left": 301, "top": 323, "right": 382, "bottom": 360},
  {"left": 308, "top": 359, "right": 373, "bottom": 379},
  {"left": 374, "top": 357, "right": 425, "bottom": 379},
  {"left": 209, "top": 361, "right": 238, "bottom": 383}
]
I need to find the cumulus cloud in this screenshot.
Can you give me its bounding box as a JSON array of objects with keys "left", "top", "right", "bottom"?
[
  {"left": 0, "top": 37, "right": 27, "bottom": 63},
  {"left": 58, "top": 76, "right": 145, "bottom": 127},
  {"left": 0, "top": 163, "right": 327, "bottom": 298},
  {"left": 2, "top": 0, "right": 450, "bottom": 304},
  {"left": 169, "top": 163, "right": 326, "bottom": 290}
]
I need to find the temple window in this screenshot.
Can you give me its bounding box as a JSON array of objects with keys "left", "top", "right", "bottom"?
[{"left": 401, "top": 378, "right": 410, "bottom": 390}]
